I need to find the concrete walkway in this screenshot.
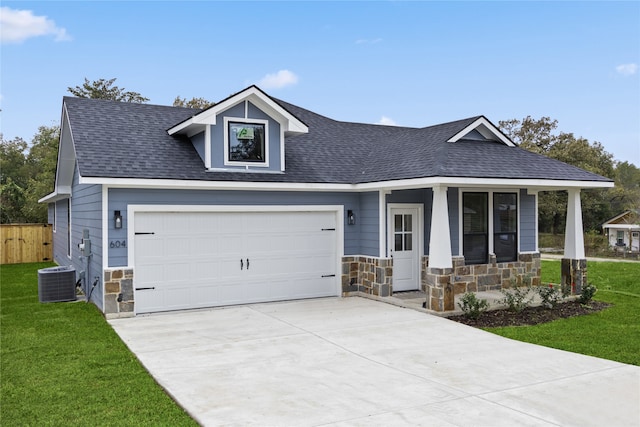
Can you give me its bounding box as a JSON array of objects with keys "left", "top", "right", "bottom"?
[
  {"left": 109, "top": 297, "right": 639, "bottom": 426},
  {"left": 541, "top": 253, "right": 640, "bottom": 262}
]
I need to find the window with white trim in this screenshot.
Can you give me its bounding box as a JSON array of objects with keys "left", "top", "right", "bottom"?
[
  {"left": 462, "top": 191, "right": 518, "bottom": 264},
  {"left": 224, "top": 119, "right": 268, "bottom": 165}
]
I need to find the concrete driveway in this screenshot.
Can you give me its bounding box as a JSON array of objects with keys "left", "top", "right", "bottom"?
[{"left": 109, "top": 297, "right": 639, "bottom": 426}]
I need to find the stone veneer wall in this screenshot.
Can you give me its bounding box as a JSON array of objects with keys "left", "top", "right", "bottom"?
[
  {"left": 104, "top": 268, "right": 134, "bottom": 317},
  {"left": 341, "top": 256, "right": 393, "bottom": 297},
  {"left": 422, "top": 253, "right": 541, "bottom": 312}
]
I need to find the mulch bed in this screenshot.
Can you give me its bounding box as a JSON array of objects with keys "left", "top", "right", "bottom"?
[{"left": 448, "top": 300, "right": 611, "bottom": 328}]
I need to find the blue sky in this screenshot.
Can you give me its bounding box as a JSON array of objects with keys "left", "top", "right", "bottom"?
[{"left": 2, "top": 1, "right": 639, "bottom": 166}]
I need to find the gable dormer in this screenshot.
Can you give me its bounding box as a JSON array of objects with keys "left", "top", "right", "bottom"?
[
  {"left": 446, "top": 116, "right": 515, "bottom": 146},
  {"left": 168, "top": 85, "right": 308, "bottom": 172}
]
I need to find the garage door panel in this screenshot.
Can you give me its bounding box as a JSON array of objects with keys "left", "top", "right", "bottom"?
[{"left": 134, "top": 210, "right": 338, "bottom": 314}]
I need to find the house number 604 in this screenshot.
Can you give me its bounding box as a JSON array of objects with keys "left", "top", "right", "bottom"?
[{"left": 110, "top": 240, "right": 126, "bottom": 248}]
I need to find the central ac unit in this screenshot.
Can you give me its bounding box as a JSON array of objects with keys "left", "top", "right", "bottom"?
[{"left": 38, "top": 266, "right": 77, "bottom": 303}]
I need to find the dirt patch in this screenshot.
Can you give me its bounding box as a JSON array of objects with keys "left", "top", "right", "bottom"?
[{"left": 448, "top": 300, "right": 611, "bottom": 328}]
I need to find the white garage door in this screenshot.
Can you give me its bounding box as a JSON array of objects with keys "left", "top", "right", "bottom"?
[{"left": 133, "top": 209, "right": 339, "bottom": 314}]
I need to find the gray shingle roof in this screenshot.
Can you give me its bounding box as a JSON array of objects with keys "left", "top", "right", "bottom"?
[{"left": 64, "top": 95, "right": 611, "bottom": 185}]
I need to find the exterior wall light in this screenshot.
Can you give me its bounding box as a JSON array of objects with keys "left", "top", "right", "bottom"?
[
  {"left": 114, "top": 210, "right": 123, "bottom": 229},
  {"left": 347, "top": 210, "right": 356, "bottom": 225}
]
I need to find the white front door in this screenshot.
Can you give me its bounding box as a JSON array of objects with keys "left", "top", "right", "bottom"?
[{"left": 389, "top": 206, "right": 421, "bottom": 292}]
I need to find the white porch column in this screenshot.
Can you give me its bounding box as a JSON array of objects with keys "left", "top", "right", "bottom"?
[
  {"left": 428, "top": 185, "right": 453, "bottom": 269},
  {"left": 564, "top": 188, "right": 585, "bottom": 259}
]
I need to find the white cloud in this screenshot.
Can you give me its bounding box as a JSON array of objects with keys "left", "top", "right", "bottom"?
[
  {"left": 257, "top": 70, "right": 299, "bottom": 89},
  {"left": 616, "top": 63, "right": 638, "bottom": 76},
  {"left": 356, "top": 38, "right": 382, "bottom": 45},
  {"left": 0, "top": 7, "right": 71, "bottom": 44},
  {"left": 376, "top": 116, "right": 397, "bottom": 126}
]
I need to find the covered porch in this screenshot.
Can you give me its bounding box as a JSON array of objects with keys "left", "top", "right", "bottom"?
[{"left": 342, "top": 184, "right": 592, "bottom": 313}]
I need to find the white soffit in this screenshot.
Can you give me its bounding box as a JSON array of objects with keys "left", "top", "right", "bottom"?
[{"left": 447, "top": 116, "right": 515, "bottom": 147}]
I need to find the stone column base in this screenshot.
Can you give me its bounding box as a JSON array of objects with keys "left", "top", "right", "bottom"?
[
  {"left": 104, "top": 268, "right": 134, "bottom": 316},
  {"left": 561, "top": 258, "right": 587, "bottom": 295}
]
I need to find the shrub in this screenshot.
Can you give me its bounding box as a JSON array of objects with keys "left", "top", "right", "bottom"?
[
  {"left": 458, "top": 292, "right": 490, "bottom": 320},
  {"left": 536, "top": 284, "right": 562, "bottom": 309},
  {"left": 580, "top": 282, "right": 598, "bottom": 305},
  {"left": 498, "top": 278, "right": 534, "bottom": 312}
]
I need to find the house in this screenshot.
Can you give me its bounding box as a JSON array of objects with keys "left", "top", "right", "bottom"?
[
  {"left": 602, "top": 210, "right": 640, "bottom": 252},
  {"left": 40, "top": 85, "right": 614, "bottom": 317}
]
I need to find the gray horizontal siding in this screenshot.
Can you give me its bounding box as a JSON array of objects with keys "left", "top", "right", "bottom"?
[
  {"left": 520, "top": 189, "right": 537, "bottom": 252},
  {"left": 358, "top": 192, "right": 379, "bottom": 257},
  {"left": 53, "top": 166, "right": 103, "bottom": 309},
  {"left": 52, "top": 199, "right": 69, "bottom": 266},
  {"left": 108, "top": 188, "right": 367, "bottom": 267}
]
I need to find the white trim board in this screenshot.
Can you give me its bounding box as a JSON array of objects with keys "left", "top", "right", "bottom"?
[{"left": 78, "top": 176, "right": 614, "bottom": 192}]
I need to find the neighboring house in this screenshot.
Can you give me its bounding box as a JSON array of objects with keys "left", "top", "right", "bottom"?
[
  {"left": 40, "top": 86, "right": 613, "bottom": 317},
  {"left": 602, "top": 210, "right": 640, "bottom": 252}
]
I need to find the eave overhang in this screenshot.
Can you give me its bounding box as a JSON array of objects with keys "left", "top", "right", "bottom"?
[{"left": 78, "top": 175, "right": 614, "bottom": 193}]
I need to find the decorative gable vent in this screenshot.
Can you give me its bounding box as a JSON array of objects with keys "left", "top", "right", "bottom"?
[{"left": 447, "top": 116, "right": 515, "bottom": 146}]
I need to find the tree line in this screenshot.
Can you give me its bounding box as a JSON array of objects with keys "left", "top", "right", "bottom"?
[{"left": 1, "top": 78, "right": 639, "bottom": 233}]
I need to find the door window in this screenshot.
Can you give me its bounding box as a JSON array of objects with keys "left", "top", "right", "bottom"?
[{"left": 394, "top": 214, "right": 413, "bottom": 251}]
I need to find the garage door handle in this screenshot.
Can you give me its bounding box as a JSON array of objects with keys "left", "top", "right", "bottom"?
[
  {"left": 135, "top": 287, "right": 155, "bottom": 291},
  {"left": 246, "top": 258, "right": 250, "bottom": 270},
  {"left": 240, "top": 259, "right": 244, "bottom": 270},
  {"left": 321, "top": 274, "right": 336, "bottom": 278}
]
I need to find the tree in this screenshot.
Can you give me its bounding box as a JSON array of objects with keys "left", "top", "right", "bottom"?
[
  {"left": 499, "top": 117, "right": 617, "bottom": 233},
  {"left": 23, "top": 126, "right": 60, "bottom": 222},
  {"left": 172, "top": 96, "right": 214, "bottom": 109},
  {"left": 0, "top": 136, "right": 28, "bottom": 223},
  {"left": 68, "top": 78, "right": 149, "bottom": 103},
  {"left": 500, "top": 116, "right": 558, "bottom": 154},
  {"left": 0, "top": 127, "right": 59, "bottom": 224},
  {"left": 610, "top": 161, "right": 640, "bottom": 213}
]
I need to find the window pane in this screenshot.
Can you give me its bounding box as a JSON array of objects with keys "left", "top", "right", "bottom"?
[
  {"left": 394, "top": 215, "right": 402, "bottom": 232},
  {"left": 394, "top": 234, "right": 403, "bottom": 251},
  {"left": 463, "top": 234, "right": 487, "bottom": 264},
  {"left": 228, "top": 122, "right": 265, "bottom": 162},
  {"left": 463, "top": 193, "right": 488, "bottom": 233},
  {"left": 494, "top": 193, "right": 517, "bottom": 233},
  {"left": 404, "top": 233, "right": 412, "bottom": 251},
  {"left": 494, "top": 233, "right": 516, "bottom": 263},
  {"left": 463, "top": 193, "right": 488, "bottom": 264},
  {"left": 404, "top": 214, "right": 412, "bottom": 232}
]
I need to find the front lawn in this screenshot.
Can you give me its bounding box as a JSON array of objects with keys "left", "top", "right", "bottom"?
[
  {"left": 486, "top": 260, "right": 640, "bottom": 366},
  {"left": 0, "top": 262, "right": 197, "bottom": 426}
]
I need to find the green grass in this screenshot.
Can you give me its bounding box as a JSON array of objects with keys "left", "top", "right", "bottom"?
[
  {"left": 486, "top": 259, "right": 640, "bottom": 366},
  {"left": 0, "top": 263, "right": 197, "bottom": 426}
]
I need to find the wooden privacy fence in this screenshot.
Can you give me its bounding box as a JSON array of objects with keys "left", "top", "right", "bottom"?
[{"left": 1, "top": 224, "right": 53, "bottom": 264}]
